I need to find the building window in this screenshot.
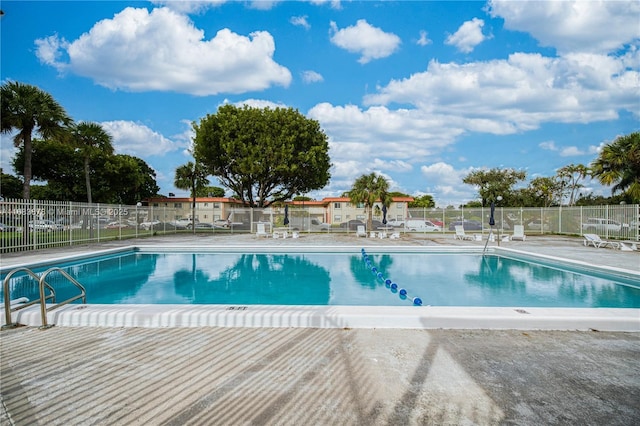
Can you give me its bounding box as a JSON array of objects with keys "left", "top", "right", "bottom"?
[
  {"left": 334, "top": 202, "right": 341, "bottom": 209},
  {"left": 356, "top": 215, "right": 365, "bottom": 220},
  {"left": 396, "top": 203, "right": 403, "bottom": 209},
  {"left": 203, "top": 203, "right": 208, "bottom": 207},
  {"left": 213, "top": 203, "right": 220, "bottom": 208},
  {"left": 174, "top": 203, "right": 182, "bottom": 208},
  {"left": 356, "top": 202, "right": 364, "bottom": 208},
  {"left": 152, "top": 203, "right": 159, "bottom": 207},
  {"left": 334, "top": 215, "right": 342, "bottom": 222}
]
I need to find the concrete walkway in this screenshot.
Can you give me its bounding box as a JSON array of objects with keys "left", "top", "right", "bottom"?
[{"left": 1, "top": 233, "right": 639, "bottom": 425}]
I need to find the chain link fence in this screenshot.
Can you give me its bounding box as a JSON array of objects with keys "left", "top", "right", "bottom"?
[{"left": 1, "top": 198, "right": 638, "bottom": 253}]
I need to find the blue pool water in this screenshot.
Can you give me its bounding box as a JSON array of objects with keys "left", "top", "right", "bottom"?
[{"left": 2, "top": 250, "right": 639, "bottom": 308}]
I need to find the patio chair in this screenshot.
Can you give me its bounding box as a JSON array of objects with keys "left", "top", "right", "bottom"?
[
  {"left": 390, "top": 232, "right": 400, "bottom": 239},
  {"left": 583, "top": 233, "right": 620, "bottom": 249},
  {"left": 511, "top": 225, "right": 526, "bottom": 241},
  {"left": 356, "top": 225, "right": 367, "bottom": 237},
  {"left": 256, "top": 223, "right": 269, "bottom": 238},
  {"left": 453, "top": 225, "right": 474, "bottom": 241}
]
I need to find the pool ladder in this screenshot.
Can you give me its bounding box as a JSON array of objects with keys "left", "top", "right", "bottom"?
[{"left": 2, "top": 267, "right": 87, "bottom": 330}]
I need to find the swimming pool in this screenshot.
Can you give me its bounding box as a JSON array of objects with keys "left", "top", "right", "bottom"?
[
  {"left": 2, "top": 245, "right": 639, "bottom": 330},
  {"left": 4, "top": 248, "right": 639, "bottom": 308}
]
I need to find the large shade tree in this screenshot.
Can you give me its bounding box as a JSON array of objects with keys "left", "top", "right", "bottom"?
[
  {"left": 347, "top": 173, "right": 391, "bottom": 231},
  {"left": 463, "top": 168, "right": 527, "bottom": 206},
  {"left": 1, "top": 81, "right": 72, "bottom": 199},
  {"left": 590, "top": 132, "right": 640, "bottom": 203},
  {"left": 70, "top": 122, "right": 114, "bottom": 203},
  {"left": 192, "top": 105, "right": 331, "bottom": 207},
  {"left": 13, "top": 139, "right": 159, "bottom": 203}
]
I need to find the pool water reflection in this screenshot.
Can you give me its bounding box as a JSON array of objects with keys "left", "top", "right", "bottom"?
[{"left": 2, "top": 251, "right": 639, "bottom": 308}]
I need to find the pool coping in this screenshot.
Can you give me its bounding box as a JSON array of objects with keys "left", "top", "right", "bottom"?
[{"left": 4, "top": 244, "right": 640, "bottom": 331}]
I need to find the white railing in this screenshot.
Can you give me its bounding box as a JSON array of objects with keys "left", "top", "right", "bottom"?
[{"left": 1, "top": 199, "right": 638, "bottom": 253}]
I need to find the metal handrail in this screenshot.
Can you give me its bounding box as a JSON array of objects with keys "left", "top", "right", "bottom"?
[
  {"left": 38, "top": 268, "right": 87, "bottom": 329},
  {"left": 2, "top": 268, "right": 56, "bottom": 329}
]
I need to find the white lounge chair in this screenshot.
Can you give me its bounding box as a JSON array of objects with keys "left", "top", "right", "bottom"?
[
  {"left": 453, "top": 225, "right": 474, "bottom": 241},
  {"left": 356, "top": 225, "right": 366, "bottom": 237},
  {"left": 369, "top": 231, "right": 377, "bottom": 238},
  {"left": 256, "top": 223, "right": 269, "bottom": 238},
  {"left": 583, "top": 233, "right": 620, "bottom": 249},
  {"left": 390, "top": 232, "right": 400, "bottom": 239},
  {"left": 511, "top": 225, "right": 526, "bottom": 241}
]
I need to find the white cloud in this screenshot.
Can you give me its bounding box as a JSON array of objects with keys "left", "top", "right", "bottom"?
[
  {"left": 559, "top": 146, "right": 585, "bottom": 157},
  {"left": 329, "top": 19, "right": 401, "bottom": 64},
  {"left": 309, "top": 0, "right": 342, "bottom": 10},
  {"left": 487, "top": 0, "right": 640, "bottom": 54},
  {"left": 539, "top": 141, "right": 557, "bottom": 151},
  {"left": 290, "top": 15, "right": 311, "bottom": 30},
  {"left": 420, "top": 162, "right": 478, "bottom": 206},
  {"left": 231, "top": 98, "right": 288, "bottom": 109},
  {"left": 151, "top": 1, "right": 228, "bottom": 14},
  {"left": 301, "top": 70, "right": 324, "bottom": 83},
  {"left": 416, "top": 30, "right": 432, "bottom": 47},
  {"left": 363, "top": 52, "right": 639, "bottom": 133},
  {"left": 35, "top": 7, "right": 291, "bottom": 96},
  {"left": 308, "top": 103, "right": 465, "bottom": 158},
  {"left": 445, "top": 18, "right": 487, "bottom": 54},
  {"left": 100, "top": 120, "right": 181, "bottom": 157}
]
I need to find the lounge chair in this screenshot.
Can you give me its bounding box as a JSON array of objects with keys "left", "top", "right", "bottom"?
[
  {"left": 583, "top": 233, "right": 620, "bottom": 249},
  {"left": 356, "top": 225, "right": 366, "bottom": 237},
  {"left": 390, "top": 232, "right": 400, "bottom": 239},
  {"left": 454, "top": 225, "right": 474, "bottom": 241},
  {"left": 256, "top": 223, "right": 269, "bottom": 238},
  {"left": 511, "top": 225, "right": 526, "bottom": 241}
]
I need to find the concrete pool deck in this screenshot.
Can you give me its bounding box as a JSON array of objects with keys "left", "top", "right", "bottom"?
[{"left": 1, "top": 233, "right": 639, "bottom": 425}]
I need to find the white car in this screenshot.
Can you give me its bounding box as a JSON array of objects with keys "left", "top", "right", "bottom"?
[
  {"left": 404, "top": 220, "right": 442, "bottom": 232},
  {"left": 582, "top": 218, "right": 622, "bottom": 232},
  {"left": 28, "top": 220, "right": 64, "bottom": 232}
]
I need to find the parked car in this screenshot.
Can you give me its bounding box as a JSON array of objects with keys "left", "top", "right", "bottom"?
[
  {"left": 387, "top": 218, "right": 404, "bottom": 228},
  {"left": 28, "top": 220, "right": 64, "bottom": 232},
  {"left": 140, "top": 220, "right": 161, "bottom": 230},
  {"left": 339, "top": 220, "right": 365, "bottom": 231},
  {"left": 581, "top": 218, "right": 622, "bottom": 232},
  {"left": 0, "top": 222, "right": 21, "bottom": 232},
  {"left": 404, "top": 220, "right": 442, "bottom": 232},
  {"left": 526, "top": 219, "right": 550, "bottom": 231},
  {"left": 106, "top": 221, "right": 130, "bottom": 229},
  {"left": 194, "top": 222, "right": 214, "bottom": 229},
  {"left": 448, "top": 220, "right": 483, "bottom": 231},
  {"left": 429, "top": 219, "right": 445, "bottom": 228},
  {"left": 171, "top": 218, "right": 199, "bottom": 229}
]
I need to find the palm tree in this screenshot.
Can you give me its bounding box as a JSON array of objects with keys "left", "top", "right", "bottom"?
[
  {"left": 1, "top": 81, "right": 72, "bottom": 199},
  {"left": 591, "top": 132, "right": 640, "bottom": 203},
  {"left": 174, "top": 161, "right": 209, "bottom": 230},
  {"left": 71, "top": 122, "right": 114, "bottom": 203},
  {"left": 347, "top": 173, "right": 391, "bottom": 231}
]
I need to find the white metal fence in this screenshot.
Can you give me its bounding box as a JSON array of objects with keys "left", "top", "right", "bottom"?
[{"left": 1, "top": 199, "right": 638, "bottom": 253}]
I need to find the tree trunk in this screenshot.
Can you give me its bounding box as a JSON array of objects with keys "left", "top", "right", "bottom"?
[
  {"left": 84, "top": 157, "right": 92, "bottom": 204},
  {"left": 22, "top": 132, "right": 32, "bottom": 199}
]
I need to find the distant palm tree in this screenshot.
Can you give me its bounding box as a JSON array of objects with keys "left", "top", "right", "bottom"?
[
  {"left": 175, "top": 161, "right": 209, "bottom": 229},
  {"left": 591, "top": 132, "right": 640, "bottom": 203},
  {"left": 71, "top": 122, "right": 114, "bottom": 203},
  {"left": 347, "top": 173, "right": 391, "bottom": 231},
  {"left": 1, "top": 81, "right": 72, "bottom": 199}
]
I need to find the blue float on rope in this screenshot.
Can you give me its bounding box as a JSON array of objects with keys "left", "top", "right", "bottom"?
[
  {"left": 412, "top": 297, "right": 423, "bottom": 306},
  {"left": 399, "top": 288, "right": 407, "bottom": 296},
  {"left": 390, "top": 282, "right": 398, "bottom": 290}
]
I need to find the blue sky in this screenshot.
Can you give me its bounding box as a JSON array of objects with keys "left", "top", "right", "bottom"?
[{"left": 1, "top": 0, "right": 638, "bottom": 207}]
